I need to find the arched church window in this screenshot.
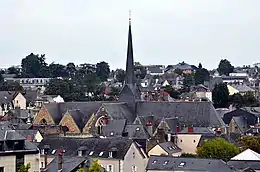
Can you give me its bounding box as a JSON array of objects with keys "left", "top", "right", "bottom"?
[{"left": 41, "top": 119, "right": 47, "bottom": 125}]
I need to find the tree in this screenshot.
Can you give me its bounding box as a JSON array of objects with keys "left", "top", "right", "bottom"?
[
  {"left": 7, "top": 66, "right": 19, "bottom": 75},
  {"left": 198, "top": 63, "right": 202, "bottom": 69},
  {"left": 197, "top": 138, "right": 240, "bottom": 162},
  {"left": 89, "top": 159, "right": 102, "bottom": 172},
  {"left": 229, "top": 93, "right": 244, "bottom": 108},
  {"left": 49, "top": 63, "right": 68, "bottom": 78},
  {"left": 0, "top": 73, "right": 3, "bottom": 83},
  {"left": 163, "top": 85, "right": 180, "bottom": 99},
  {"left": 212, "top": 83, "right": 229, "bottom": 108},
  {"left": 181, "top": 153, "right": 197, "bottom": 157},
  {"left": 194, "top": 64, "right": 210, "bottom": 85},
  {"left": 96, "top": 61, "right": 110, "bottom": 81},
  {"left": 183, "top": 73, "right": 194, "bottom": 90},
  {"left": 66, "top": 62, "right": 76, "bottom": 77},
  {"left": 243, "top": 91, "right": 257, "bottom": 106},
  {"left": 18, "top": 163, "right": 31, "bottom": 172},
  {"left": 0, "top": 81, "right": 23, "bottom": 91},
  {"left": 76, "top": 168, "right": 84, "bottom": 172},
  {"left": 115, "top": 69, "right": 125, "bottom": 83},
  {"left": 174, "top": 68, "right": 183, "bottom": 75},
  {"left": 21, "top": 53, "right": 48, "bottom": 77},
  {"left": 217, "top": 59, "right": 234, "bottom": 76},
  {"left": 237, "top": 136, "right": 260, "bottom": 153}
]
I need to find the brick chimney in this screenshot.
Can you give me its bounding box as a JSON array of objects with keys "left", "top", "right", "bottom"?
[
  {"left": 58, "top": 150, "right": 63, "bottom": 171},
  {"left": 188, "top": 127, "right": 193, "bottom": 133}
]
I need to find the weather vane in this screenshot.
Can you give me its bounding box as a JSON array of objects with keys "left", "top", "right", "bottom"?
[{"left": 129, "top": 10, "right": 131, "bottom": 24}]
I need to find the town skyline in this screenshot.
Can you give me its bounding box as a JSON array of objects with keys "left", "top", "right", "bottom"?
[{"left": 1, "top": 0, "right": 260, "bottom": 70}]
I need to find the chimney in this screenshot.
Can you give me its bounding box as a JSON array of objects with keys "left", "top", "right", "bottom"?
[
  {"left": 167, "top": 133, "right": 171, "bottom": 142},
  {"left": 176, "top": 126, "right": 180, "bottom": 133},
  {"left": 58, "top": 150, "right": 63, "bottom": 171},
  {"left": 146, "top": 121, "right": 153, "bottom": 136},
  {"left": 27, "top": 135, "right": 33, "bottom": 142},
  {"left": 43, "top": 145, "right": 50, "bottom": 169},
  {"left": 188, "top": 127, "right": 193, "bottom": 133}
]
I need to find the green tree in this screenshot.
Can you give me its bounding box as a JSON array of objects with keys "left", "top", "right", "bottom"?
[
  {"left": 183, "top": 73, "right": 194, "bottom": 90},
  {"left": 21, "top": 53, "right": 48, "bottom": 77},
  {"left": 163, "top": 85, "right": 180, "bottom": 99},
  {"left": 49, "top": 63, "right": 68, "bottom": 78},
  {"left": 229, "top": 93, "right": 244, "bottom": 108},
  {"left": 96, "top": 61, "right": 110, "bottom": 81},
  {"left": 18, "top": 163, "right": 31, "bottom": 172},
  {"left": 243, "top": 91, "right": 257, "bottom": 106},
  {"left": 237, "top": 136, "right": 260, "bottom": 153},
  {"left": 212, "top": 83, "right": 229, "bottom": 108},
  {"left": 194, "top": 64, "right": 210, "bottom": 85},
  {"left": 181, "top": 153, "right": 197, "bottom": 158},
  {"left": 66, "top": 62, "right": 76, "bottom": 77},
  {"left": 7, "top": 66, "right": 19, "bottom": 75},
  {"left": 217, "top": 59, "right": 234, "bottom": 76},
  {"left": 134, "top": 62, "right": 146, "bottom": 79},
  {"left": 0, "top": 81, "right": 23, "bottom": 91},
  {"left": 76, "top": 168, "right": 84, "bottom": 172},
  {"left": 174, "top": 68, "right": 183, "bottom": 75},
  {"left": 197, "top": 138, "right": 240, "bottom": 162},
  {"left": 89, "top": 159, "right": 102, "bottom": 172},
  {"left": 115, "top": 69, "right": 125, "bottom": 83},
  {"left": 0, "top": 73, "right": 3, "bottom": 83}
]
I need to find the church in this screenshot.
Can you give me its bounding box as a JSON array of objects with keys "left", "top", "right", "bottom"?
[{"left": 33, "top": 15, "right": 226, "bottom": 137}]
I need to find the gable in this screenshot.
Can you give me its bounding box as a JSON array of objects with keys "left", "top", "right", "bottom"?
[
  {"left": 148, "top": 145, "right": 168, "bottom": 156},
  {"left": 124, "top": 142, "right": 147, "bottom": 160},
  {"left": 33, "top": 107, "right": 55, "bottom": 125},
  {"left": 59, "top": 113, "right": 81, "bottom": 133}
]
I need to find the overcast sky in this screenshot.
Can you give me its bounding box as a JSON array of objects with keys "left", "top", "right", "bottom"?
[{"left": 1, "top": 0, "right": 260, "bottom": 70}]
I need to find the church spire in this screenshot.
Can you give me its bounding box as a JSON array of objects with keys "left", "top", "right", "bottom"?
[{"left": 125, "top": 10, "right": 135, "bottom": 85}]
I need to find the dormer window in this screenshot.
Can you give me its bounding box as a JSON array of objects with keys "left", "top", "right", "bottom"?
[
  {"left": 152, "top": 160, "right": 157, "bottom": 164},
  {"left": 78, "top": 150, "right": 82, "bottom": 157},
  {"left": 109, "top": 152, "right": 113, "bottom": 158},
  {"left": 51, "top": 150, "right": 56, "bottom": 155},
  {"left": 163, "top": 161, "right": 169, "bottom": 165},
  {"left": 89, "top": 151, "right": 94, "bottom": 156},
  {"left": 41, "top": 149, "right": 45, "bottom": 155},
  {"left": 99, "top": 152, "right": 104, "bottom": 156},
  {"left": 178, "top": 162, "right": 186, "bottom": 167}
]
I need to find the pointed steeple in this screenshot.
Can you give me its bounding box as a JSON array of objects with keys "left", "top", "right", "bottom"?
[{"left": 125, "top": 10, "right": 135, "bottom": 85}]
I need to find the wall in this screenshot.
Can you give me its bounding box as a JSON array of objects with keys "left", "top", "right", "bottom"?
[
  {"left": 177, "top": 134, "right": 201, "bottom": 154},
  {"left": 123, "top": 143, "right": 148, "bottom": 172},
  {"left": 13, "top": 93, "right": 26, "bottom": 109},
  {"left": 99, "top": 159, "right": 120, "bottom": 172},
  {"left": 59, "top": 113, "right": 81, "bottom": 133},
  {"left": 35, "top": 131, "right": 43, "bottom": 142},
  {"left": 148, "top": 145, "right": 168, "bottom": 156},
  {"left": 0, "top": 155, "right": 16, "bottom": 172},
  {"left": 33, "top": 107, "right": 55, "bottom": 125},
  {"left": 24, "top": 153, "right": 40, "bottom": 172}
]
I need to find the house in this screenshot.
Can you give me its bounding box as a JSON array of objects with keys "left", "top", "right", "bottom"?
[
  {"left": 16, "top": 129, "right": 43, "bottom": 143},
  {"left": 222, "top": 108, "right": 260, "bottom": 134},
  {"left": 0, "top": 127, "right": 40, "bottom": 172},
  {"left": 166, "top": 62, "right": 197, "bottom": 74},
  {"left": 145, "top": 65, "right": 165, "bottom": 76},
  {"left": 227, "top": 149, "right": 260, "bottom": 171},
  {"left": 148, "top": 142, "right": 182, "bottom": 157},
  {"left": 146, "top": 155, "right": 234, "bottom": 172},
  {"left": 191, "top": 84, "right": 212, "bottom": 101},
  {"left": 38, "top": 136, "right": 148, "bottom": 172},
  {"left": 227, "top": 84, "right": 254, "bottom": 96}
]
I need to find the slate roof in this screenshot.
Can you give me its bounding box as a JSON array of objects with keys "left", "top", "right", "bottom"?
[
  {"left": 103, "top": 119, "right": 127, "bottom": 137},
  {"left": 66, "top": 109, "right": 85, "bottom": 130},
  {"left": 41, "top": 101, "right": 104, "bottom": 124},
  {"left": 102, "top": 102, "right": 135, "bottom": 123},
  {"left": 9, "top": 109, "right": 32, "bottom": 119},
  {"left": 158, "top": 142, "right": 181, "bottom": 154},
  {"left": 231, "top": 149, "right": 260, "bottom": 161},
  {"left": 223, "top": 109, "right": 259, "bottom": 125},
  {"left": 227, "top": 160, "right": 260, "bottom": 170},
  {"left": 146, "top": 155, "right": 233, "bottom": 172},
  {"left": 4, "top": 130, "right": 26, "bottom": 140},
  {"left": 179, "top": 127, "right": 215, "bottom": 135},
  {"left": 136, "top": 101, "right": 225, "bottom": 127},
  {"left": 22, "top": 90, "right": 38, "bottom": 104},
  {"left": 38, "top": 136, "right": 133, "bottom": 160},
  {"left": 45, "top": 156, "right": 87, "bottom": 172},
  {"left": 231, "top": 84, "right": 254, "bottom": 93},
  {"left": 16, "top": 129, "right": 39, "bottom": 139},
  {"left": 0, "top": 91, "right": 15, "bottom": 104},
  {"left": 134, "top": 115, "right": 161, "bottom": 134},
  {"left": 125, "top": 124, "right": 149, "bottom": 139}
]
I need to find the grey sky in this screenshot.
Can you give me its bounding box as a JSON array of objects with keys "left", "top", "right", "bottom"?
[{"left": 1, "top": 0, "right": 260, "bottom": 70}]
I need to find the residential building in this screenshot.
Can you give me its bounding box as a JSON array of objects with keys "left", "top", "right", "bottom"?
[
  {"left": 39, "top": 136, "right": 148, "bottom": 172},
  {"left": 146, "top": 155, "right": 234, "bottom": 172},
  {"left": 148, "top": 142, "right": 182, "bottom": 157}
]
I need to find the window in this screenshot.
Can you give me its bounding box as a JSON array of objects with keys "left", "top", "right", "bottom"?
[
  {"left": 132, "top": 165, "right": 137, "bottom": 172},
  {"left": 178, "top": 162, "right": 186, "bottom": 167},
  {"left": 51, "top": 150, "right": 56, "bottom": 154},
  {"left": 109, "top": 152, "right": 113, "bottom": 158},
  {"left": 110, "top": 132, "right": 114, "bottom": 136},
  {"left": 163, "top": 160, "right": 169, "bottom": 165},
  {"left": 41, "top": 162, "right": 44, "bottom": 168},
  {"left": 193, "top": 140, "right": 196, "bottom": 143},
  {"left": 99, "top": 152, "right": 104, "bottom": 156},
  {"left": 180, "top": 140, "right": 183, "bottom": 142},
  {"left": 89, "top": 151, "right": 94, "bottom": 155},
  {"left": 107, "top": 165, "right": 113, "bottom": 172},
  {"left": 133, "top": 152, "right": 135, "bottom": 159},
  {"left": 152, "top": 160, "right": 157, "bottom": 164},
  {"left": 78, "top": 150, "right": 82, "bottom": 157},
  {"left": 41, "top": 149, "right": 45, "bottom": 155}
]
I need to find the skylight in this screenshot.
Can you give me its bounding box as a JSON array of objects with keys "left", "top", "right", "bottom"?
[
  {"left": 89, "top": 151, "right": 94, "bottom": 155},
  {"left": 152, "top": 160, "right": 157, "bottom": 164},
  {"left": 168, "top": 146, "right": 173, "bottom": 150},
  {"left": 163, "top": 161, "right": 168, "bottom": 165},
  {"left": 51, "top": 150, "right": 56, "bottom": 154},
  {"left": 99, "top": 152, "right": 104, "bottom": 156},
  {"left": 178, "top": 162, "right": 186, "bottom": 167},
  {"left": 136, "top": 127, "right": 140, "bottom": 131}
]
